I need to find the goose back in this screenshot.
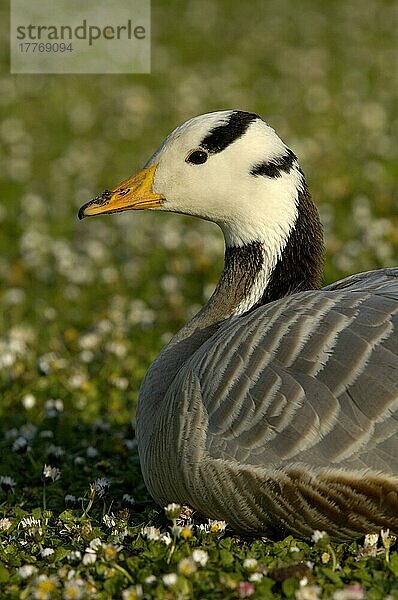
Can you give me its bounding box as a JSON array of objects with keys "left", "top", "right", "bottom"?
[{"left": 139, "top": 268, "right": 398, "bottom": 540}]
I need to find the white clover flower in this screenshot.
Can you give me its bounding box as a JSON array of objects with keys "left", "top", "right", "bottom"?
[
  {"left": 381, "top": 529, "right": 391, "bottom": 544},
  {"left": 192, "top": 549, "right": 209, "bottom": 567},
  {"left": 144, "top": 575, "right": 156, "bottom": 585},
  {"left": 12, "top": 436, "right": 28, "bottom": 452},
  {"left": 67, "top": 550, "right": 82, "bottom": 562},
  {"left": 41, "top": 547, "right": 54, "bottom": 558},
  {"left": 80, "top": 350, "right": 94, "bottom": 363},
  {"left": 4, "top": 428, "right": 19, "bottom": 440},
  {"left": 69, "top": 374, "right": 88, "bottom": 389},
  {"left": 45, "top": 398, "right": 64, "bottom": 416},
  {"left": 10, "top": 325, "right": 34, "bottom": 344},
  {"left": 17, "top": 565, "right": 38, "bottom": 579},
  {"left": 106, "top": 341, "right": 127, "bottom": 358},
  {"left": 171, "top": 524, "right": 183, "bottom": 539},
  {"left": 78, "top": 332, "right": 100, "bottom": 350},
  {"left": 103, "top": 513, "right": 116, "bottom": 528},
  {"left": 19, "top": 423, "right": 38, "bottom": 440},
  {"left": 96, "top": 319, "right": 112, "bottom": 333},
  {"left": 19, "top": 515, "right": 43, "bottom": 538},
  {"left": 249, "top": 572, "right": 263, "bottom": 582},
  {"left": 311, "top": 530, "right": 326, "bottom": 543},
  {"left": 43, "top": 307, "right": 56, "bottom": 320},
  {"left": 92, "top": 477, "right": 110, "bottom": 497},
  {"left": 82, "top": 549, "right": 97, "bottom": 565},
  {"left": 46, "top": 444, "right": 65, "bottom": 458},
  {"left": 43, "top": 464, "right": 61, "bottom": 482},
  {"left": 22, "top": 394, "right": 36, "bottom": 409},
  {"left": 162, "top": 573, "right": 178, "bottom": 587},
  {"left": 20, "top": 516, "right": 41, "bottom": 529},
  {"left": 0, "top": 350, "right": 15, "bottom": 369},
  {"left": 160, "top": 532, "right": 173, "bottom": 546},
  {"left": 360, "top": 533, "right": 379, "bottom": 556},
  {"left": 161, "top": 275, "right": 180, "bottom": 294},
  {"left": 0, "top": 517, "right": 12, "bottom": 531},
  {"left": 243, "top": 558, "right": 258, "bottom": 571},
  {"left": 295, "top": 585, "right": 322, "bottom": 600},
  {"left": 89, "top": 537, "right": 103, "bottom": 551},
  {"left": 123, "top": 439, "right": 137, "bottom": 451},
  {"left": 91, "top": 418, "right": 110, "bottom": 432},
  {"left": 141, "top": 526, "right": 161, "bottom": 541},
  {"left": 38, "top": 355, "right": 52, "bottom": 375},
  {"left": 122, "top": 585, "right": 143, "bottom": 600},
  {"left": 101, "top": 267, "right": 118, "bottom": 284},
  {"left": 4, "top": 288, "right": 25, "bottom": 305},
  {"left": 113, "top": 527, "right": 129, "bottom": 544},
  {"left": 113, "top": 377, "right": 129, "bottom": 390},
  {"left": 122, "top": 493, "right": 135, "bottom": 504},
  {"left": 164, "top": 503, "right": 181, "bottom": 520},
  {"left": 381, "top": 528, "right": 397, "bottom": 548},
  {"left": 0, "top": 475, "right": 16, "bottom": 492},
  {"left": 331, "top": 585, "right": 364, "bottom": 600},
  {"left": 8, "top": 338, "right": 25, "bottom": 354},
  {"left": 87, "top": 446, "right": 98, "bottom": 458},
  {"left": 65, "top": 494, "right": 76, "bottom": 504}
]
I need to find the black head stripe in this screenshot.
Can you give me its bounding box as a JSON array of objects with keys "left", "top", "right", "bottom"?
[
  {"left": 200, "top": 111, "right": 258, "bottom": 154},
  {"left": 250, "top": 148, "right": 296, "bottom": 178}
]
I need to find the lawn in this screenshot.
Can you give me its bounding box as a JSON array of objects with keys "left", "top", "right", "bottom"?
[{"left": 1, "top": 0, "right": 398, "bottom": 598}]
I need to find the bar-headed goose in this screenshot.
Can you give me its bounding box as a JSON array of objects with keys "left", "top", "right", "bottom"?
[{"left": 79, "top": 110, "right": 398, "bottom": 541}]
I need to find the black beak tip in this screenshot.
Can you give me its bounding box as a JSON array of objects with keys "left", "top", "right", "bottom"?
[{"left": 78, "top": 205, "right": 87, "bottom": 220}]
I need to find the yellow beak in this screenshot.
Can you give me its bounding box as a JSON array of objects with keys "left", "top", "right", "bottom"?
[{"left": 78, "top": 165, "right": 164, "bottom": 220}]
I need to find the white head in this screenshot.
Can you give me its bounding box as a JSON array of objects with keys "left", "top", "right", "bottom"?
[
  {"left": 79, "top": 110, "right": 323, "bottom": 298},
  {"left": 145, "top": 110, "right": 304, "bottom": 248}
]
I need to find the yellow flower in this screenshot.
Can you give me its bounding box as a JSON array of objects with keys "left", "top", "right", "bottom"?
[
  {"left": 33, "top": 576, "right": 58, "bottom": 600},
  {"left": 103, "top": 544, "right": 118, "bottom": 561},
  {"left": 221, "top": 574, "right": 237, "bottom": 590},
  {"left": 178, "top": 557, "right": 197, "bottom": 576},
  {"left": 64, "top": 328, "right": 79, "bottom": 342},
  {"left": 321, "top": 552, "right": 330, "bottom": 564},
  {"left": 63, "top": 581, "right": 84, "bottom": 600},
  {"left": 209, "top": 519, "right": 226, "bottom": 533},
  {"left": 181, "top": 525, "right": 193, "bottom": 540},
  {"left": 81, "top": 380, "right": 91, "bottom": 392},
  {"left": 122, "top": 584, "right": 143, "bottom": 600}
]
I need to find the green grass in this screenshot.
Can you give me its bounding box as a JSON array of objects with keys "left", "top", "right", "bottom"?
[{"left": 1, "top": 0, "right": 398, "bottom": 597}]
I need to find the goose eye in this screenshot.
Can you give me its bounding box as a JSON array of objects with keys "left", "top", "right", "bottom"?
[{"left": 185, "top": 149, "right": 208, "bottom": 165}]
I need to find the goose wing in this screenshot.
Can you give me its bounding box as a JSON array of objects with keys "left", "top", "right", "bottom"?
[{"left": 188, "top": 268, "right": 398, "bottom": 473}]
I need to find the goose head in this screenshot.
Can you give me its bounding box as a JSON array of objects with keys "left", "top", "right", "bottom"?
[{"left": 79, "top": 110, "right": 324, "bottom": 305}]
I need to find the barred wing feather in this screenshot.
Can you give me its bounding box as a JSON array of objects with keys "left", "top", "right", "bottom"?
[{"left": 170, "top": 269, "right": 398, "bottom": 538}]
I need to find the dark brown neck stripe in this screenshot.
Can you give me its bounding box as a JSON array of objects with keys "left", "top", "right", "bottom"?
[{"left": 260, "top": 183, "right": 324, "bottom": 306}]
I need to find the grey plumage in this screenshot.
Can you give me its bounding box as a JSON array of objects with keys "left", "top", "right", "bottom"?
[
  {"left": 79, "top": 110, "right": 398, "bottom": 541},
  {"left": 138, "top": 268, "right": 398, "bottom": 540}
]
